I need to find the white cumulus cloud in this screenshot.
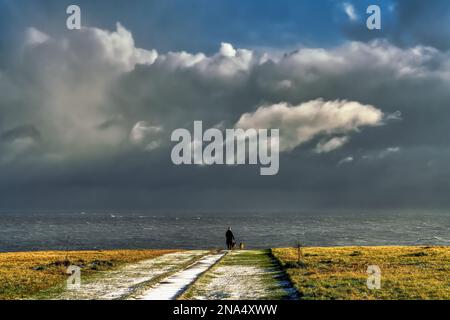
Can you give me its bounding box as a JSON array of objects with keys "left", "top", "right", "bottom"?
[
  {"left": 235, "top": 99, "right": 384, "bottom": 152},
  {"left": 25, "top": 27, "right": 50, "bottom": 46},
  {"left": 338, "top": 156, "right": 354, "bottom": 166},
  {"left": 343, "top": 2, "right": 358, "bottom": 21},
  {"left": 315, "top": 136, "right": 350, "bottom": 153},
  {"left": 130, "top": 121, "right": 164, "bottom": 151}
]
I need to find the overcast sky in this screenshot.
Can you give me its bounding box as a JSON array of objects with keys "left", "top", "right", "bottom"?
[{"left": 1, "top": 0, "right": 450, "bottom": 212}]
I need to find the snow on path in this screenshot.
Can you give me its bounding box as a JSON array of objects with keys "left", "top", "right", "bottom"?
[
  {"left": 57, "top": 251, "right": 208, "bottom": 300},
  {"left": 186, "top": 250, "right": 298, "bottom": 300},
  {"left": 136, "top": 252, "right": 225, "bottom": 300}
]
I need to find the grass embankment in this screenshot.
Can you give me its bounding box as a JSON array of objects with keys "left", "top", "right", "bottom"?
[
  {"left": 272, "top": 246, "right": 450, "bottom": 300},
  {"left": 0, "top": 249, "right": 177, "bottom": 300}
]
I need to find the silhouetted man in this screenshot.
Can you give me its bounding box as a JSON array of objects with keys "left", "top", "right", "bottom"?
[{"left": 225, "top": 227, "right": 235, "bottom": 250}]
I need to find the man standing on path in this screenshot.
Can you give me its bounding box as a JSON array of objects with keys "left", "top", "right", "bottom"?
[{"left": 225, "top": 227, "right": 235, "bottom": 250}]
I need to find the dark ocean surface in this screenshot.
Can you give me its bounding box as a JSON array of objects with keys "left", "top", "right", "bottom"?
[{"left": 0, "top": 211, "right": 449, "bottom": 252}]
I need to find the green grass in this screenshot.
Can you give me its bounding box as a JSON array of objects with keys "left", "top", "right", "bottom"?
[{"left": 272, "top": 246, "right": 450, "bottom": 300}]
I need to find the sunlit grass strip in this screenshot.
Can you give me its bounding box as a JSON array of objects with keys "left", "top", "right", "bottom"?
[{"left": 272, "top": 246, "right": 450, "bottom": 300}]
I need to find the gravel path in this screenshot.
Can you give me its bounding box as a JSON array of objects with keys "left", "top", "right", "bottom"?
[
  {"left": 135, "top": 252, "right": 225, "bottom": 300},
  {"left": 56, "top": 250, "right": 297, "bottom": 300},
  {"left": 182, "top": 250, "right": 299, "bottom": 300},
  {"left": 57, "top": 250, "right": 208, "bottom": 300}
]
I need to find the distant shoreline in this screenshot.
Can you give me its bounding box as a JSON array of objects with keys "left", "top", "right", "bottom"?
[{"left": 1, "top": 244, "right": 449, "bottom": 254}]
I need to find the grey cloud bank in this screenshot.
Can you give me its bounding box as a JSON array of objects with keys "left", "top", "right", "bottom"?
[{"left": 1, "top": 21, "right": 450, "bottom": 211}]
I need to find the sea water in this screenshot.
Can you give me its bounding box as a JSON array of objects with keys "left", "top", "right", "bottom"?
[{"left": 0, "top": 211, "right": 449, "bottom": 252}]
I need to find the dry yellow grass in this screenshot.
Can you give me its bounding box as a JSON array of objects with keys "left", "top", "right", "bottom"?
[
  {"left": 272, "top": 246, "right": 450, "bottom": 300},
  {"left": 0, "top": 249, "right": 178, "bottom": 300}
]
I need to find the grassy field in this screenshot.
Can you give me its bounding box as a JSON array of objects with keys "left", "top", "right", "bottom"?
[
  {"left": 272, "top": 246, "right": 450, "bottom": 300},
  {"left": 1, "top": 247, "right": 449, "bottom": 300},
  {"left": 0, "top": 249, "right": 177, "bottom": 300}
]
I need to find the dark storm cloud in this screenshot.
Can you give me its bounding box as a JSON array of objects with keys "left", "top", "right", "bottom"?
[
  {"left": 1, "top": 124, "right": 41, "bottom": 142},
  {"left": 1, "top": 17, "right": 450, "bottom": 211}
]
